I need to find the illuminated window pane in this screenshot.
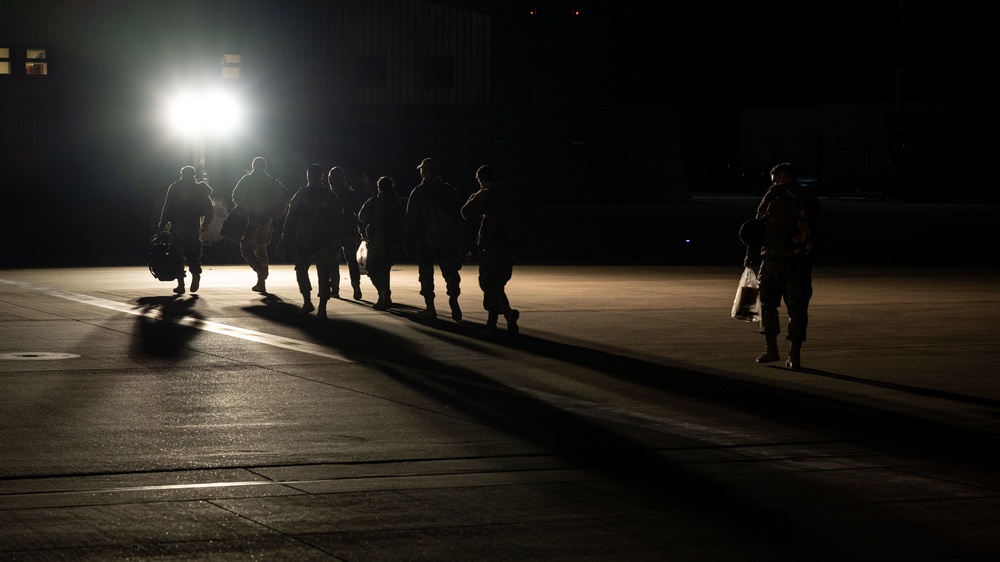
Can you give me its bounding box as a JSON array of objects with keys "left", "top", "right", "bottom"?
[
  {"left": 222, "top": 54, "right": 241, "bottom": 80},
  {"left": 0, "top": 62, "right": 9, "bottom": 75},
  {"left": 0, "top": 48, "right": 9, "bottom": 58},
  {"left": 25, "top": 48, "right": 47, "bottom": 76}
]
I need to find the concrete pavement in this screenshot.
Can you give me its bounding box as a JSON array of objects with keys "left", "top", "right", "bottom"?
[{"left": 1, "top": 262, "right": 999, "bottom": 560}]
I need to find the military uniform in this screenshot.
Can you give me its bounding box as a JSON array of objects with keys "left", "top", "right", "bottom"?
[
  {"left": 159, "top": 174, "right": 214, "bottom": 292},
  {"left": 747, "top": 180, "right": 821, "bottom": 366},
  {"left": 232, "top": 167, "right": 288, "bottom": 291}
]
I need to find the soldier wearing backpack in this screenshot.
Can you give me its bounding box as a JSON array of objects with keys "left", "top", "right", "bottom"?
[
  {"left": 462, "top": 165, "right": 532, "bottom": 337},
  {"left": 403, "top": 158, "right": 464, "bottom": 321},
  {"left": 744, "top": 162, "right": 821, "bottom": 369},
  {"left": 278, "top": 164, "right": 344, "bottom": 319}
]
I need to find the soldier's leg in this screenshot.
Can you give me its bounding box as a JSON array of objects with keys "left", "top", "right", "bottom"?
[
  {"left": 342, "top": 237, "right": 363, "bottom": 300},
  {"left": 755, "top": 259, "right": 787, "bottom": 363}
]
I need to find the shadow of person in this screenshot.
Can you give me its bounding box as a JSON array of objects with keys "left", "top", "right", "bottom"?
[
  {"left": 239, "top": 299, "right": 853, "bottom": 559},
  {"left": 412, "top": 318, "right": 1000, "bottom": 470},
  {"left": 133, "top": 295, "right": 205, "bottom": 357}
]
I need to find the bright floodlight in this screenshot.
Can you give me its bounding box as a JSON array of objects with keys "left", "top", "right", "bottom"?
[{"left": 166, "top": 89, "right": 242, "bottom": 137}]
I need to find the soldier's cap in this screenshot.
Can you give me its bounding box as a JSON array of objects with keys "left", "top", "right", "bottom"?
[{"left": 417, "top": 158, "right": 438, "bottom": 173}]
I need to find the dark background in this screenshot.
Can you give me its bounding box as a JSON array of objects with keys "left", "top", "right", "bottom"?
[{"left": 1, "top": 1, "right": 994, "bottom": 269}]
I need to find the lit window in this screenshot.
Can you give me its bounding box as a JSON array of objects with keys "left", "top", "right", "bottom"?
[
  {"left": 222, "top": 54, "right": 241, "bottom": 80},
  {"left": 0, "top": 48, "right": 10, "bottom": 75},
  {"left": 26, "top": 48, "right": 47, "bottom": 76}
]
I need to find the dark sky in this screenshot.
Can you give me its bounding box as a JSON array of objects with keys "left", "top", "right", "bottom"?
[
  {"left": 477, "top": 0, "right": 993, "bottom": 186},
  {"left": 487, "top": 1, "right": 988, "bottom": 112}
]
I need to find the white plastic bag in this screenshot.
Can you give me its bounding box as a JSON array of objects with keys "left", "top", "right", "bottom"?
[
  {"left": 731, "top": 267, "right": 761, "bottom": 322},
  {"left": 356, "top": 239, "right": 368, "bottom": 275}
]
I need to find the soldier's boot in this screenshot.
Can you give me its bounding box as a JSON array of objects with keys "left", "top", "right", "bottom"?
[
  {"left": 252, "top": 273, "right": 267, "bottom": 293},
  {"left": 482, "top": 312, "right": 499, "bottom": 336},
  {"left": 416, "top": 296, "right": 436, "bottom": 320},
  {"left": 373, "top": 293, "right": 388, "bottom": 311},
  {"left": 449, "top": 295, "right": 462, "bottom": 322},
  {"left": 756, "top": 335, "right": 780, "bottom": 363},
  {"left": 299, "top": 293, "right": 315, "bottom": 315},
  {"left": 317, "top": 298, "right": 328, "bottom": 320},
  {"left": 504, "top": 309, "right": 520, "bottom": 338},
  {"left": 189, "top": 274, "right": 200, "bottom": 293},
  {"left": 173, "top": 280, "right": 185, "bottom": 295},
  {"left": 353, "top": 281, "right": 363, "bottom": 301},
  {"left": 786, "top": 341, "right": 802, "bottom": 370}
]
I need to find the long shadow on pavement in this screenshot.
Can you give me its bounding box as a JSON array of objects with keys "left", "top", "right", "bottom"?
[
  {"left": 243, "top": 300, "right": 996, "bottom": 561},
  {"left": 417, "top": 315, "right": 1000, "bottom": 468}
]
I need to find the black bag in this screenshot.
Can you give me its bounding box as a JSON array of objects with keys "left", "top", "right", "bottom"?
[
  {"left": 219, "top": 205, "right": 248, "bottom": 242},
  {"left": 148, "top": 231, "right": 182, "bottom": 282}
]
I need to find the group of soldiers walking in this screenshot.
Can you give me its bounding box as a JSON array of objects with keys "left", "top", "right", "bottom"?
[{"left": 158, "top": 156, "right": 531, "bottom": 336}]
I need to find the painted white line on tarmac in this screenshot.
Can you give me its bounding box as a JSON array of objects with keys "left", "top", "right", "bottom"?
[{"left": 0, "top": 278, "right": 352, "bottom": 363}]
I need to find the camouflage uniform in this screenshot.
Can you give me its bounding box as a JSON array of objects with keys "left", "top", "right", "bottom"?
[
  {"left": 159, "top": 175, "right": 213, "bottom": 283},
  {"left": 461, "top": 183, "right": 529, "bottom": 318},
  {"left": 231, "top": 167, "right": 288, "bottom": 287},
  {"left": 747, "top": 181, "right": 821, "bottom": 345},
  {"left": 281, "top": 182, "right": 343, "bottom": 306},
  {"left": 404, "top": 175, "right": 464, "bottom": 309},
  {"left": 329, "top": 167, "right": 363, "bottom": 299},
  {"left": 358, "top": 191, "right": 404, "bottom": 308}
]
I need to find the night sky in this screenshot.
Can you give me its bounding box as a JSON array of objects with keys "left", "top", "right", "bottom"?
[
  {"left": 481, "top": 1, "right": 993, "bottom": 194},
  {"left": 489, "top": 1, "right": 987, "bottom": 110}
]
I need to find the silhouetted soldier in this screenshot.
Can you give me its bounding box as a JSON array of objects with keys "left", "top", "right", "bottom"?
[
  {"left": 328, "top": 166, "right": 364, "bottom": 301},
  {"left": 159, "top": 165, "right": 214, "bottom": 295},
  {"left": 278, "top": 164, "right": 344, "bottom": 319},
  {"left": 404, "top": 158, "right": 464, "bottom": 321},
  {"left": 231, "top": 157, "right": 289, "bottom": 293},
  {"left": 461, "top": 165, "right": 532, "bottom": 336},
  {"left": 744, "top": 162, "right": 821, "bottom": 369},
  {"left": 358, "top": 176, "right": 405, "bottom": 310}
]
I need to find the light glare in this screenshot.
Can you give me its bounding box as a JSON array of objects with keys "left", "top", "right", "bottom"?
[{"left": 166, "top": 89, "right": 242, "bottom": 137}]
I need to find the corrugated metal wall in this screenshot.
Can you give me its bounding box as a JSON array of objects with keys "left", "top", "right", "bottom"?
[
  {"left": 326, "top": 0, "right": 490, "bottom": 106},
  {"left": 0, "top": 0, "right": 491, "bottom": 106}
]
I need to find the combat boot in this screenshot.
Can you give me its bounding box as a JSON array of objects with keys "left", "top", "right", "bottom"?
[
  {"left": 786, "top": 341, "right": 802, "bottom": 370},
  {"left": 416, "top": 296, "right": 436, "bottom": 320},
  {"left": 299, "top": 293, "right": 315, "bottom": 315},
  {"left": 505, "top": 309, "right": 520, "bottom": 337},
  {"left": 252, "top": 274, "right": 267, "bottom": 293},
  {"left": 189, "top": 273, "right": 200, "bottom": 293},
  {"left": 756, "top": 335, "right": 779, "bottom": 363},
  {"left": 482, "top": 312, "right": 499, "bottom": 336},
  {"left": 449, "top": 295, "right": 462, "bottom": 322}
]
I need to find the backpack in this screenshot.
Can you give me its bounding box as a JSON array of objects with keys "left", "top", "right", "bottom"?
[
  {"left": 148, "top": 231, "right": 182, "bottom": 282},
  {"left": 491, "top": 189, "right": 531, "bottom": 248},
  {"left": 762, "top": 187, "right": 813, "bottom": 255},
  {"left": 424, "top": 193, "right": 463, "bottom": 243},
  {"left": 295, "top": 188, "right": 343, "bottom": 244}
]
